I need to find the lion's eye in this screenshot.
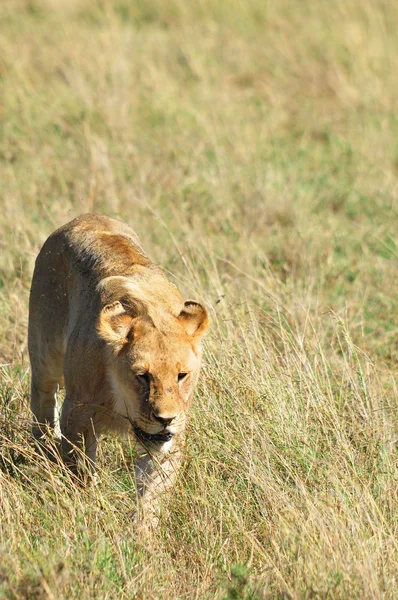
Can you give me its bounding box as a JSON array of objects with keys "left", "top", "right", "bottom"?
[
  {"left": 178, "top": 373, "right": 188, "bottom": 383},
  {"left": 137, "top": 373, "right": 150, "bottom": 386}
]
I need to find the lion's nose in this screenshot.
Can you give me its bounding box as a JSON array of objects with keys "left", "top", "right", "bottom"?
[{"left": 153, "top": 413, "right": 176, "bottom": 427}]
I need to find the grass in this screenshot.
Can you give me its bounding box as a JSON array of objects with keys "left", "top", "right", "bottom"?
[{"left": 0, "top": 0, "right": 397, "bottom": 597}]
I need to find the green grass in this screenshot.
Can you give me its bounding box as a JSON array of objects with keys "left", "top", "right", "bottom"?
[{"left": 0, "top": 0, "right": 397, "bottom": 598}]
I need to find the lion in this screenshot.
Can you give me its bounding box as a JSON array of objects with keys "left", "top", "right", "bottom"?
[{"left": 28, "top": 214, "right": 209, "bottom": 523}]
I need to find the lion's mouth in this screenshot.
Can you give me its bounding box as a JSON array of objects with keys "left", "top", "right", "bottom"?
[{"left": 132, "top": 423, "right": 173, "bottom": 444}]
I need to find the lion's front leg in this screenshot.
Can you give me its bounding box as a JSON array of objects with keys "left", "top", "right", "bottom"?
[
  {"left": 60, "top": 395, "right": 97, "bottom": 478},
  {"left": 134, "top": 436, "right": 184, "bottom": 526}
]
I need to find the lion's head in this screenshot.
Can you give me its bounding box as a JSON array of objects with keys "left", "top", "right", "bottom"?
[{"left": 97, "top": 277, "right": 208, "bottom": 447}]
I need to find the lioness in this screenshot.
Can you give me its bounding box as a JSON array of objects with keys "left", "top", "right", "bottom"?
[{"left": 28, "top": 214, "right": 208, "bottom": 522}]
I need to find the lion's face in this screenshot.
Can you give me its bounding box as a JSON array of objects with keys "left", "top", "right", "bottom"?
[{"left": 98, "top": 298, "right": 208, "bottom": 446}]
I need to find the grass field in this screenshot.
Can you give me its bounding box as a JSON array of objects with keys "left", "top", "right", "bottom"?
[{"left": 0, "top": 0, "right": 397, "bottom": 598}]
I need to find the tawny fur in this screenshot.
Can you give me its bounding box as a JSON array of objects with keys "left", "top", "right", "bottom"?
[{"left": 28, "top": 214, "right": 208, "bottom": 523}]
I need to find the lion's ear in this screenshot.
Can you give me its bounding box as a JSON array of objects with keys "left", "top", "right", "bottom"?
[
  {"left": 97, "top": 301, "right": 133, "bottom": 345},
  {"left": 178, "top": 301, "right": 209, "bottom": 338},
  {"left": 98, "top": 300, "right": 145, "bottom": 346}
]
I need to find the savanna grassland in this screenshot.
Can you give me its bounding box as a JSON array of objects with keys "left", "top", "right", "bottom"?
[{"left": 0, "top": 0, "right": 397, "bottom": 598}]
